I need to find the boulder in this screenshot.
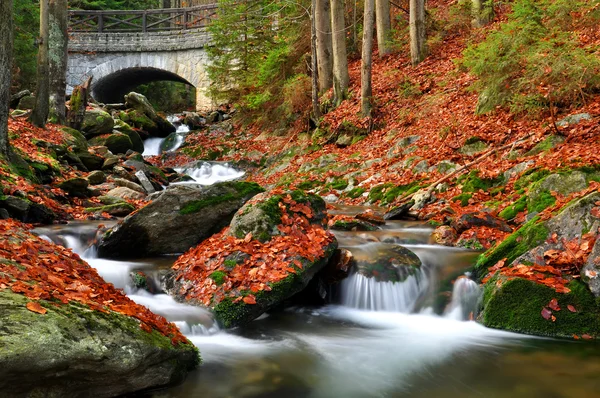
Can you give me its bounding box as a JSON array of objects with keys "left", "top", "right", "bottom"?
[
  {"left": 81, "top": 108, "right": 114, "bottom": 138},
  {"left": 135, "top": 170, "right": 156, "bottom": 194},
  {"left": 124, "top": 92, "right": 175, "bottom": 137},
  {"left": 87, "top": 170, "right": 107, "bottom": 185},
  {"left": 58, "top": 177, "right": 89, "bottom": 197},
  {"left": 431, "top": 226, "right": 457, "bottom": 246},
  {"left": 0, "top": 196, "right": 56, "bottom": 224},
  {"left": 351, "top": 243, "right": 421, "bottom": 283},
  {"left": 477, "top": 192, "right": 600, "bottom": 338},
  {"left": 113, "top": 119, "right": 144, "bottom": 153},
  {"left": 165, "top": 190, "right": 337, "bottom": 328},
  {"left": 98, "top": 195, "right": 127, "bottom": 205},
  {"left": 0, "top": 225, "right": 199, "bottom": 397},
  {"left": 76, "top": 151, "right": 105, "bottom": 171},
  {"left": 97, "top": 182, "right": 264, "bottom": 258},
  {"left": 106, "top": 187, "right": 146, "bottom": 201},
  {"left": 527, "top": 171, "right": 588, "bottom": 213},
  {"left": 451, "top": 212, "right": 512, "bottom": 234},
  {"left": 61, "top": 127, "right": 88, "bottom": 152},
  {"left": 17, "top": 95, "right": 36, "bottom": 110},
  {"left": 86, "top": 202, "right": 135, "bottom": 217},
  {"left": 10, "top": 89, "right": 30, "bottom": 109},
  {"left": 90, "top": 133, "right": 134, "bottom": 155}
]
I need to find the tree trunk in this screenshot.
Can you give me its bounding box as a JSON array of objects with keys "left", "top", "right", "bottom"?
[
  {"left": 409, "top": 0, "right": 426, "bottom": 66},
  {"left": 375, "top": 0, "right": 392, "bottom": 56},
  {"left": 472, "top": 0, "right": 494, "bottom": 27},
  {"left": 30, "top": 0, "right": 50, "bottom": 128},
  {"left": 315, "top": 0, "right": 333, "bottom": 93},
  {"left": 330, "top": 0, "right": 349, "bottom": 106},
  {"left": 67, "top": 77, "right": 92, "bottom": 131},
  {"left": 361, "top": 0, "right": 375, "bottom": 117},
  {"left": 48, "top": 0, "right": 68, "bottom": 125},
  {"left": 0, "top": 0, "right": 13, "bottom": 158},
  {"left": 311, "top": 0, "right": 322, "bottom": 120}
]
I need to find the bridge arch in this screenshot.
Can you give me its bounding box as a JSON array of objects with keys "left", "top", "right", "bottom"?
[{"left": 66, "top": 5, "right": 217, "bottom": 111}]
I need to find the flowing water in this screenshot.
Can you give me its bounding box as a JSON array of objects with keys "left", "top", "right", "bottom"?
[
  {"left": 142, "top": 115, "right": 191, "bottom": 157},
  {"left": 33, "top": 196, "right": 600, "bottom": 397}
]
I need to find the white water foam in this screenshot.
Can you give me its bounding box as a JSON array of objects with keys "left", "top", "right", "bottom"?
[
  {"left": 445, "top": 276, "right": 482, "bottom": 321},
  {"left": 175, "top": 162, "right": 245, "bottom": 185}
]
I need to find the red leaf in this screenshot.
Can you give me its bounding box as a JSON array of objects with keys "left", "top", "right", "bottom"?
[
  {"left": 541, "top": 307, "right": 552, "bottom": 320},
  {"left": 548, "top": 298, "right": 560, "bottom": 311},
  {"left": 567, "top": 304, "right": 577, "bottom": 313},
  {"left": 243, "top": 295, "right": 257, "bottom": 305},
  {"left": 26, "top": 301, "right": 47, "bottom": 315},
  {"left": 582, "top": 334, "right": 594, "bottom": 340}
]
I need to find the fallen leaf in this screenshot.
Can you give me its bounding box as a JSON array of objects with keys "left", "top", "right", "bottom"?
[
  {"left": 541, "top": 307, "right": 552, "bottom": 320},
  {"left": 26, "top": 301, "right": 47, "bottom": 315},
  {"left": 243, "top": 295, "right": 257, "bottom": 304},
  {"left": 548, "top": 298, "right": 560, "bottom": 311},
  {"left": 567, "top": 304, "right": 577, "bottom": 313},
  {"left": 582, "top": 334, "right": 593, "bottom": 340}
]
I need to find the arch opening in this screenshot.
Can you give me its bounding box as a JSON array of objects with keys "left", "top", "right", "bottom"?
[{"left": 92, "top": 67, "right": 195, "bottom": 106}]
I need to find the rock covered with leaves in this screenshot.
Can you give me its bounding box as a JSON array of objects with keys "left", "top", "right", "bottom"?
[
  {"left": 97, "top": 181, "right": 265, "bottom": 258},
  {"left": 166, "top": 190, "right": 337, "bottom": 328},
  {"left": 0, "top": 220, "right": 199, "bottom": 397},
  {"left": 477, "top": 189, "right": 600, "bottom": 339}
]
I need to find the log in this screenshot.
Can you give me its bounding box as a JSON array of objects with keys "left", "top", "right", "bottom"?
[{"left": 66, "top": 76, "right": 92, "bottom": 131}]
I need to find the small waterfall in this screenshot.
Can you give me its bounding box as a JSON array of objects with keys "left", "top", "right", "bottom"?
[
  {"left": 444, "top": 276, "right": 482, "bottom": 321},
  {"left": 340, "top": 270, "right": 428, "bottom": 313},
  {"left": 142, "top": 137, "right": 165, "bottom": 156},
  {"left": 142, "top": 115, "right": 190, "bottom": 156},
  {"left": 175, "top": 162, "right": 245, "bottom": 185}
]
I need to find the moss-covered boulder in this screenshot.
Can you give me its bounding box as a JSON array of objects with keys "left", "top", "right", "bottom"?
[
  {"left": 228, "top": 190, "right": 327, "bottom": 242},
  {"left": 58, "top": 177, "right": 89, "bottom": 197},
  {"left": 0, "top": 196, "right": 56, "bottom": 224},
  {"left": 17, "top": 94, "right": 36, "bottom": 110},
  {"left": 166, "top": 190, "right": 337, "bottom": 328},
  {"left": 477, "top": 191, "right": 600, "bottom": 338},
  {"left": 76, "top": 150, "right": 105, "bottom": 171},
  {"left": 85, "top": 202, "right": 135, "bottom": 217},
  {"left": 124, "top": 92, "right": 175, "bottom": 138},
  {"left": 61, "top": 126, "right": 88, "bottom": 152},
  {"left": 527, "top": 171, "right": 588, "bottom": 213},
  {"left": 351, "top": 243, "right": 421, "bottom": 283},
  {"left": 113, "top": 119, "right": 144, "bottom": 153},
  {"left": 81, "top": 108, "right": 114, "bottom": 138},
  {"left": 0, "top": 222, "right": 199, "bottom": 397},
  {"left": 97, "top": 182, "right": 264, "bottom": 258},
  {"left": 90, "top": 133, "right": 134, "bottom": 155}
]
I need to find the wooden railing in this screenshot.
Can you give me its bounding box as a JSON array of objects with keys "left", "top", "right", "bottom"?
[{"left": 68, "top": 4, "right": 218, "bottom": 33}]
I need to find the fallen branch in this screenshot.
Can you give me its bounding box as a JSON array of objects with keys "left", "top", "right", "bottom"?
[{"left": 393, "top": 133, "right": 534, "bottom": 207}]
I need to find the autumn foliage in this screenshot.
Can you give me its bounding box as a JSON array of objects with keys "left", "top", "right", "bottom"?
[
  {"left": 0, "top": 219, "right": 189, "bottom": 345},
  {"left": 172, "top": 192, "right": 335, "bottom": 307}
]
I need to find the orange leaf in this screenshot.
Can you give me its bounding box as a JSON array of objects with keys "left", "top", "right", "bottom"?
[
  {"left": 582, "top": 334, "right": 594, "bottom": 340},
  {"left": 26, "top": 301, "right": 47, "bottom": 315},
  {"left": 548, "top": 298, "right": 560, "bottom": 311},
  {"left": 243, "top": 295, "right": 257, "bottom": 305},
  {"left": 567, "top": 304, "right": 577, "bottom": 313}
]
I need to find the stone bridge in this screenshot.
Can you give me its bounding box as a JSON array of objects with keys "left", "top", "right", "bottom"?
[{"left": 67, "top": 5, "right": 217, "bottom": 111}]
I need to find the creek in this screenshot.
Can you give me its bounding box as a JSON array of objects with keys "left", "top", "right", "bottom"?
[{"left": 32, "top": 143, "right": 600, "bottom": 397}]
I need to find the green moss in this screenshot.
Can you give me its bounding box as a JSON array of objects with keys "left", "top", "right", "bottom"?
[
  {"left": 346, "top": 187, "right": 365, "bottom": 199},
  {"left": 528, "top": 190, "right": 556, "bottom": 213},
  {"left": 514, "top": 168, "right": 550, "bottom": 190},
  {"left": 499, "top": 195, "right": 527, "bottom": 220},
  {"left": 330, "top": 220, "right": 378, "bottom": 231},
  {"left": 179, "top": 182, "right": 264, "bottom": 215},
  {"left": 482, "top": 276, "right": 600, "bottom": 338},
  {"left": 459, "top": 170, "right": 502, "bottom": 193},
  {"left": 223, "top": 259, "right": 238, "bottom": 269},
  {"left": 475, "top": 216, "right": 549, "bottom": 277},
  {"left": 464, "top": 136, "right": 483, "bottom": 145},
  {"left": 452, "top": 193, "right": 473, "bottom": 206},
  {"left": 329, "top": 178, "right": 349, "bottom": 190},
  {"left": 297, "top": 179, "right": 323, "bottom": 190},
  {"left": 209, "top": 271, "right": 227, "bottom": 285}
]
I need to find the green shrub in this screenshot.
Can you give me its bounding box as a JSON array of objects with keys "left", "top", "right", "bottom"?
[{"left": 461, "top": 0, "right": 600, "bottom": 115}]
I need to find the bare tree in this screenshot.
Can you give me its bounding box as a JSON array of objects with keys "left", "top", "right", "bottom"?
[
  {"left": 361, "top": 0, "right": 375, "bottom": 116},
  {"left": 49, "top": 0, "right": 68, "bottom": 124},
  {"left": 316, "top": 0, "right": 333, "bottom": 93},
  {"left": 472, "top": 0, "right": 494, "bottom": 27},
  {"left": 30, "top": 0, "right": 50, "bottom": 128},
  {"left": 0, "top": 0, "right": 13, "bottom": 158},
  {"left": 409, "top": 0, "right": 426, "bottom": 66},
  {"left": 311, "top": 0, "right": 322, "bottom": 119},
  {"left": 375, "top": 0, "right": 392, "bottom": 56},
  {"left": 330, "top": 0, "right": 349, "bottom": 106}
]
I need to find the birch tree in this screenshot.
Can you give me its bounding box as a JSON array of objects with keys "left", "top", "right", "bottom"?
[
  {"left": 330, "top": 0, "right": 349, "bottom": 106},
  {"left": 472, "top": 0, "right": 494, "bottom": 27},
  {"left": 315, "top": 0, "right": 333, "bottom": 93},
  {"left": 375, "top": 0, "right": 392, "bottom": 56},
  {"left": 49, "top": 0, "right": 68, "bottom": 124},
  {"left": 409, "top": 0, "right": 426, "bottom": 66},
  {"left": 0, "top": 0, "right": 13, "bottom": 157},
  {"left": 30, "top": 0, "right": 50, "bottom": 128},
  {"left": 361, "top": 0, "right": 375, "bottom": 116}
]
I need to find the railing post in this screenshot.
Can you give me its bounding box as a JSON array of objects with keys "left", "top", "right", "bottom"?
[
  {"left": 183, "top": 10, "right": 188, "bottom": 29},
  {"left": 98, "top": 13, "right": 104, "bottom": 33},
  {"left": 142, "top": 11, "right": 147, "bottom": 33}
]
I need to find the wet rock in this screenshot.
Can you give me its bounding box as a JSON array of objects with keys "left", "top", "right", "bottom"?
[
  {"left": 431, "top": 226, "right": 457, "bottom": 246},
  {"left": 451, "top": 212, "right": 512, "bottom": 234},
  {"left": 58, "top": 177, "right": 89, "bottom": 197},
  {"left": 183, "top": 112, "right": 206, "bottom": 129},
  {"left": 106, "top": 187, "right": 146, "bottom": 201},
  {"left": 98, "top": 182, "right": 264, "bottom": 258},
  {"left": 81, "top": 108, "right": 114, "bottom": 137},
  {"left": 206, "top": 111, "right": 221, "bottom": 123},
  {"left": 583, "top": 237, "right": 600, "bottom": 297},
  {"left": 384, "top": 201, "right": 415, "bottom": 220},
  {"left": 87, "top": 170, "right": 106, "bottom": 185},
  {"left": 166, "top": 189, "right": 337, "bottom": 328},
  {"left": 353, "top": 243, "right": 421, "bottom": 283},
  {"left": 329, "top": 219, "right": 379, "bottom": 231},
  {"left": 321, "top": 248, "right": 354, "bottom": 283},
  {"left": 124, "top": 92, "right": 175, "bottom": 137}
]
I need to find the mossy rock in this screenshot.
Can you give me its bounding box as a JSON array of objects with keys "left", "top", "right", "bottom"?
[
  {"left": 81, "top": 108, "right": 115, "bottom": 138},
  {"left": 126, "top": 109, "right": 159, "bottom": 134},
  {"left": 481, "top": 276, "right": 600, "bottom": 338},
  {"left": 499, "top": 195, "right": 527, "bottom": 220},
  {"left": 105, "top": 133, "right": 134, "bottom": 155},
  {"left": 85, "top": 202, "right": 135, "bottom": 217},
  {"left": 458, "top": 170, "right": 503, "bottom": 193},
  {"left": 113, "top": 120, "right": 144, "bottom": 153},
  {"left": 76, "top": 150, "right": 105, "bottom": 171},
  {"left": 0, "top": 291, "right": 199, "bottom": 397},
  {"left": 353, "top": 244, "right": 422, "bottom": 283},
  {"left": 58, "top": 177, "right": 89, "bottom": 197},
  {"left": 212, "top": 241, "right": 337, "bottom": 328},
  {"left": 525, "top": 135, "right": 565, "bottom": 157},
  {"left": 61, "top": 127, "right": 88, "bottom": 152},
  {"left": 228, "top": 190, "right": 327, "bottom": 243},
  {"left": 330, "top": 219, "right": 379, "bottom": 232},
  {"left": 527, "top": 171, "right": 587, "bottom": 213},
  {"left": 459, "top": 139, "right": 488, "bottom": 156}
]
